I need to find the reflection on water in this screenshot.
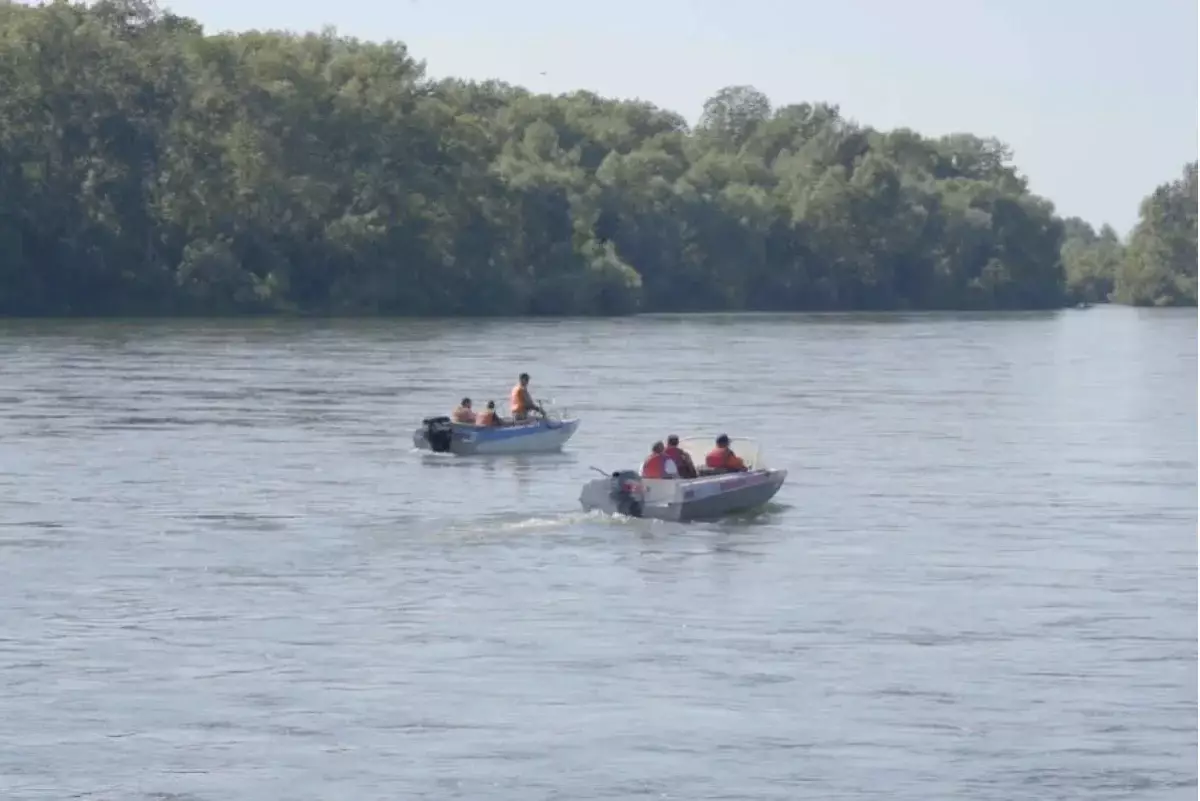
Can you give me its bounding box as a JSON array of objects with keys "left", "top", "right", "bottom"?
[{"left": 0, "top": 306, "right": 1194, "bottom": 801}]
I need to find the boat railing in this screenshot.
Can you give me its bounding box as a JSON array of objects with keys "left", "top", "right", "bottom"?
[
  {"left": 542, "top": 399, "right": 566, "bottom": 416},
  {"left": 536, "top": 401, "right": 573, "bottom": 423}
]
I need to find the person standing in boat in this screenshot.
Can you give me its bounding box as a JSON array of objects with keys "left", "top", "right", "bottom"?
[
  {"left": 451, "top": 398, "right": 476, "bottom": 424},
  {"left": 641, "top": 441, "right": 678, "bottom": 479},
  {"left": 664, "top": 434, "right": 698, "bottom": 478},
  {"left": 509, "top": 373, "right": 544, "bottom": 421},
  {"left": 705, "top": 434, "right": 747, "bottom": 473}
]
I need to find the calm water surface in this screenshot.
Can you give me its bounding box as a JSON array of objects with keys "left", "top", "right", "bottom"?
[{"left": 0, "top": 307, "right": 1195, "bottom": 800}]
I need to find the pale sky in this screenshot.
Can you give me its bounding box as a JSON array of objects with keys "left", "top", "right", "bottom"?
[{"left": 159, "top": 0, "right": 1197, "bottom": 233}]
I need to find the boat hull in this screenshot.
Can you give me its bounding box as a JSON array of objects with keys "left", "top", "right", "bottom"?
[
  {"left": 413, "top": 417, "right": 580, "bottom": 456},
  {"left": 580, "top": 468, "right": 787, "bottom": 522}
]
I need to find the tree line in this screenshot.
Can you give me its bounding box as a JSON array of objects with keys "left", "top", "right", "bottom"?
[
  {"left": 1060, "top": 162, "right": 1196, "bottom": 306},
  {"left": 0, "top": 0, "right": 1194, "bottom": 317}
]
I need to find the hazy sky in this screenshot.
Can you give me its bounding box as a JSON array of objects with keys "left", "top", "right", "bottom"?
[{"left": 160, "top": 0, "right": 1197, "bottom": 234}]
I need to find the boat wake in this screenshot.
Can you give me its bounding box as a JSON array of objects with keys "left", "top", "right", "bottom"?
[
  {"left": 488, "top": 510, "right": 609, "bottom": 532},
  {"left": 430, "top": 499, "right": 793, "bottom": 538},
  {"left": 423, "top": 509, "right": 620, "bottom": 539}
]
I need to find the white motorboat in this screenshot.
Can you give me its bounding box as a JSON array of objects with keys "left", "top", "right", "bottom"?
[
  {"left": 412, "top": 409, "right": 581, "bottom": 456},
  {"left": 579, "top": 436, "right": 787, "bottom": 521}
]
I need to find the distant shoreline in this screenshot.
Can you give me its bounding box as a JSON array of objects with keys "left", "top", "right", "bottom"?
[{"left": 10, "top": 300, "right": 1198, "bottom": 325}]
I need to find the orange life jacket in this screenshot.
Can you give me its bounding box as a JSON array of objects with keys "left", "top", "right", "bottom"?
[
  {"left": 641, "top": 452, "right": 668, "bottom": 478},
  {"left": 705, "top": 447, "right": 745, "bottom": 470},
  {"left": 477, "top": 410, "right": 497, "bottom": 426},
  {"left": 452, "top": 407, "right": 476, "bottom": 424},
  {"left": 510, "top": 385, "right": 528, "bottom": 415}
]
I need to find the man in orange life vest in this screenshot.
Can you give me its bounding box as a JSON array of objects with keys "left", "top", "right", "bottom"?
[
  {"left": 705, "top": 434, "right": 747, "bottom": 473},
  {"left": 663, "top": 434, "right": 698, "bottom": 479},
  {"left": 641, "top": 441, "right": 679, "bottom": 479},
  {"left": 510, "top": 372, "right": 545, "bottom": 421}
]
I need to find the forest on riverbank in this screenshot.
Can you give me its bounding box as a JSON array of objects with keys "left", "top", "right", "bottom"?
[{"left": 0, "top": 0, "right": 1195, "bottom": 316}]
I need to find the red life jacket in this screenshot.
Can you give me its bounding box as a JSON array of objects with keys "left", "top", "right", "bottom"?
[
  {"left": 641, "top": 452, "right": 667, "bottom": 478},
  {"left": 705, "top": 446, "right": 744, "bottom": 470}
]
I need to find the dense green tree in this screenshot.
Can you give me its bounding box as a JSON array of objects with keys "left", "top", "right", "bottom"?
[
  {"left": 0, "top": 1, "right": 1189, "bottom": 316},
  {"left": 1060, "top": 217, "right": 1123, "bottom": 304},
  {"left": 1114, "top": 162, "right": 1197, "bottom": 307}
]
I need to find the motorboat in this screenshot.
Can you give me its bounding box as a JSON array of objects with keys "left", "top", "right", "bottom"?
[
  {"left": 412, "top": 408, "right": 581, "bottom": 456},
  {"left": 579, "top": 436, "right": 787, "bottom": 521}
]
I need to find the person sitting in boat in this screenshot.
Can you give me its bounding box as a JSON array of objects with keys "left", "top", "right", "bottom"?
[
  {"left": 451, "top": 398, "right": 476, "bottom": 424},
  {"left": 510, "top": 372, "right": 545, "bottom": 422},
  {"left": 664, "top": 434, "right": 698, "bottom": 479},
  {"left": 641, "top": 441, "right": 678, "bottom": 479},
  {"left": 705, "top": 434, "right": 748, "bottom": 473},
  {"left": 476, "top": 400, "right": 501, "bottom": 427}
]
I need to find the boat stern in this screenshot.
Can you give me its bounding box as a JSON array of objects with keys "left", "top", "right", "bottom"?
[
  {"left": 411, "top": 427, "right": 429, "bottom": 450},
  {"left": 580, "top": 470, "right": 644, "bottom": 516}
]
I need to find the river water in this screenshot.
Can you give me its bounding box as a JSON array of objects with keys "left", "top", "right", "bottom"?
[{"left": 0, "top": 307, "right": 1195, "bottom": 800}]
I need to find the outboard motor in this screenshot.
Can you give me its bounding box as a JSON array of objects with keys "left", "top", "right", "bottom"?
[
  {"left": 421, "top": 416, "right": 455, "bottom": 453},
  {"left": 609, "top": 470, "right": 644, "bottom": 517}
]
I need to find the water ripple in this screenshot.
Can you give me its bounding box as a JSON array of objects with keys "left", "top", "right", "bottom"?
[{"left": 0, "top": 308, "right": 1194, "bottom": 801}]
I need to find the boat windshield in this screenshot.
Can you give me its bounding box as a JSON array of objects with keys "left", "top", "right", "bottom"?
[
  {"left": 540, "top": 402, "right": 568, "bottom": 421},
  {"left": 677, "top": 436, "right": 766, "bottom": 470}
]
